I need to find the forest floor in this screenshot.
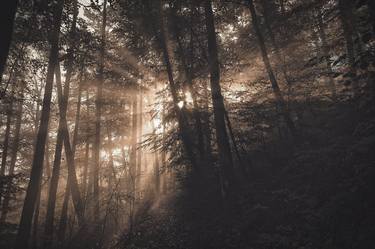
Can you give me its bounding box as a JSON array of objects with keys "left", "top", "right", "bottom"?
[{"left": 117, "top": 96, "right": 375, "bottom": 249}]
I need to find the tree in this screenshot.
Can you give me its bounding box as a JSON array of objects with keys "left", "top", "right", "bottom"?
[
  {"left": 204, "top": 0, "right": 235, "bottom": 193},
  {"left": 13, "top": 1, "right": 64, "bottom": 248},
  {"left": 246, "top": 0, "right": 297, "bottom": 138},
  {"left": 93, "top": 0, "right": 108, "bottom": 216}
]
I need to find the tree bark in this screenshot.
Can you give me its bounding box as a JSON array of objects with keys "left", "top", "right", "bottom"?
[
  {"left": 155, "top": 0, "right": 198, "bottom": 171},
  {"left": 136, "top": 85, "right": 143, "bottom": 197},
  {"left": 130, "top": 96, "right": 138, "bottom": 199},
  {"left": 171, "top": 5, "right": 206, "bottom": 165},
  {"left": 14, "top": 1, "right": 64, "bottom": 248},
  {"left": 204, "top": 0, "right": 235, "bottom": 192}
]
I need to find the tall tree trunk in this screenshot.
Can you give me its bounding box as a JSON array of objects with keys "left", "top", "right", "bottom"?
[
  {"left": 83, "top": 90, "right": 91, "bottom": 206},
  {"left": 0, "top": 82, "right": 25, "bottom": 224},
  {"left": 57, "top": 179, "right": 70, "bottom": 243},
  {"left": 136, "top": 85, "right": 143, "bottom": 197},
  {"left": 0, "top": 0, "right": 18, "bottom": 82},
  {"left": 260, "top": 0, "right": 293, "bottom": 98},
  {"left": 55, "top": 63, "right": 84, "bottom": 225},
  {"left": 106, "top": 126, "right": 115, "bottom": 191},
  {"left": 57, "top": 72, "right": 83, "bottom": 244},
  {"left": 204, "top": 0, "right": 235, "bottom": 193},
  {"left": 316, "top": 10, "right": 337, "bottom": 100},
  {"left": 155, "top": 0, "right": 198, "bottom": 171},
  {"left": 42, "top": 69, "right": 65, "bottom": 249},
  {"left": 171, "top": 5, "right": 206, "bottom": 164},
  {"left": 14, "top": 1, "right": 64, "bottom": 248},
  {"left": 202, "top": 80, "right": 213, "bottom": 162},
  {"left": 130, "top": 96, "right": 138, "bottom": 199},
  {"left": 43, "top": 2, "right": 81, "bottom": 245},
  {"left": 31, "top": 184, "right": 41, "bottom": 249},
  {"left": 93, "top": 0, "right": 107, "bottom": 215},
  {"left": 246, "top": 0, "right": 297, "bottom": 138}
]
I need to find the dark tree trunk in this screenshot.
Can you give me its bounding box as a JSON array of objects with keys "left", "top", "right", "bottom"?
[
  {"left": 0, "top": 0, "right": 18, "bottom": 82},
  {"left": 55, "top": 64, "right": 84, "bottom": 225},
  {"left": 57, "top": 179, "right": 70, "bottom": 243},
  {"left": 171, "top": 5, "right": 206, "bottom": 165},
  {"left": 260, "top": 0, "right": 293, "bottom": 96},
  {"left": 31, "top": 184, "right": 41, "bottom": 249},
  {"left": 155, "top": 0, "right": 198, "bottom": 171},
  {"left": 130, "top": 96, "right": 138, "bottom": 199},
  {"left": 14, "top": 1, "right": 64, "bottom": 248},
  {"left": 246, "top": 0, "right": 297, "bottom": 138},
  {"left": 204, "top": 0, "right": 235, "bottom": 193},
  {"left": 136, "top": 86, "right": 143, "bottom": 197},
  {"left": 42, "top": 98, "right": 64, "bottom": 248}
]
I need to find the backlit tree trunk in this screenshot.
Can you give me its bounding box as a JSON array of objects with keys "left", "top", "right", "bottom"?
[
  {"left": 204, "top": 0, "right": 235, "bottom": 192},
  {"left": 156, "top": 0, "right": 198, "bottom": 171},
  {"left": 14, "top": 1, "right": 64, "bottom": 248}
]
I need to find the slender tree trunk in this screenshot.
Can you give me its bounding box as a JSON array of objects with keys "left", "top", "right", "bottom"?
[
  {"left": 57, "top": 74, "right": 83, "bottom": 245},
  {"left": 202, "top": 80, "right": 213, "bottom": 162},
  {"left": 155, "top": 0, "right": 198, "bottom": 171},
  {"left": 204, "top": 0, "right": 235, "bottom": 192},
  {"left": 0, "top": 0, "right": 18, "bottom": 82},
  {"left": 136, "top": 86, "right": 143, "bottom": 198},
  {"left": 246, "top": 0, "right": 297, "bottom": 138},
  {"left": 0, "top": 82, "right": 24, "bottom": 224},
  {"left": 31, "top": 184, "right": 41, "bottom": 249},
  {"left": 260, "top": 0, "right": 293, "bottom": 100},
  {"left": 130, "top": 96, "right": 138, "bottom": 199},
  {"left": 316, "top": 10, "right": 337, "bottom": 100},
  {"left": 42, "top": 70, "right": 65, "bottom": 249},
  {"left": 43, "top": 2, "right": 81, "bottom": 245},
  {"left": 106, "top": 126, "right": 116, "bottom": 191},
  {"left": 93, "top": 0, "right": 107, "bottom": 215},
  {"left": 83, "top": 90, "right": 91, "bottom": 206},
  {"left": 57, "top": 178, "right": 70, "bottom": 243},
  {"left": 14, "top": 1, "right": 64, "bottom": 248},
  {"left": 82, "top": 141, "right": 89, "bottom": 206},
  {"left": 172, "top": 5, "right": 206, "bottom": 164}
]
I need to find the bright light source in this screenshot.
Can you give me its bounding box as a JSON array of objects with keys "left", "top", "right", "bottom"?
[
  {"left": 177, "top": 101, "right": 184, "bottom": 109},
  {"left": 185, "top": 91, "right": 193, "bottom": 104}
]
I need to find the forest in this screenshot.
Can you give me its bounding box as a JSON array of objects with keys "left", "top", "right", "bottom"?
[{"left": 0, "top": 0, "right": 374, "bottom": 248}]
